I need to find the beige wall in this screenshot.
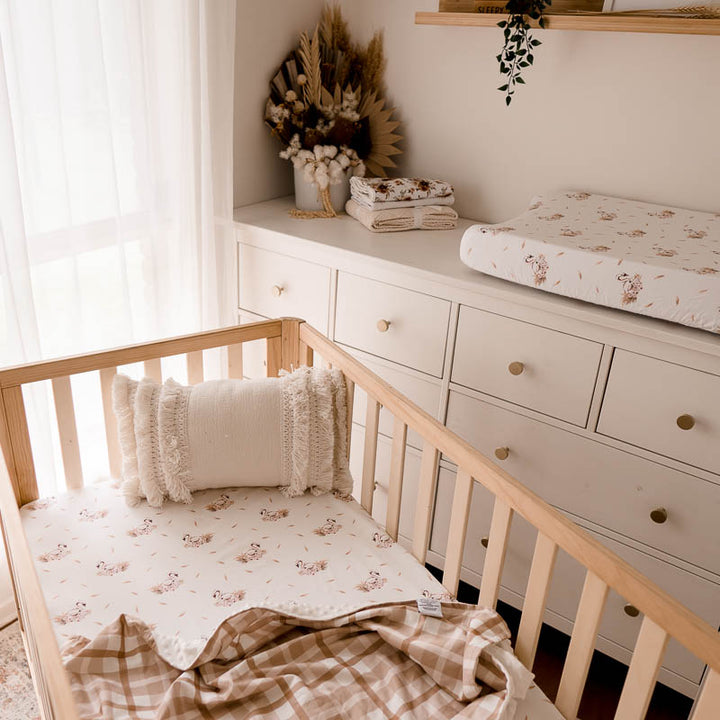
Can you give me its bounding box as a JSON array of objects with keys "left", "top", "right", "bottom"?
[
  {"left": 338, "top": 1, "right": 720, "bottom": 222},
  {"left": 233, "top": 0, "right": 323, "bottom": 208}
]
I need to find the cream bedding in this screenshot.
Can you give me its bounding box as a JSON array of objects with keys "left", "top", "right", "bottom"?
[{"left": 21, "top": 483, "right": 565, "bottom": 719}]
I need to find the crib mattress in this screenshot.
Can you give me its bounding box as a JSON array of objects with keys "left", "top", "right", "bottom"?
[
  {"left": 22, "top": 483, "right": 566, "bottom": 720},
  {"left": 460, "top": 192, "right": 720, "bottom": 333},
  {"left": 21, "top": 483, "right": 449, "bottom": 665}
]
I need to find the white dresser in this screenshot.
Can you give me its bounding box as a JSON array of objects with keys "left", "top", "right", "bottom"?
[{"left": 234, "top": 197, "right": 720, "bottom": 697}]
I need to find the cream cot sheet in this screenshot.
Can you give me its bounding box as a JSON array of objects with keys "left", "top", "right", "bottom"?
[
  {"left": 21, "top": 483, "right": 566, "bottom": 719},
  {"left": 460, "top": 192, "right": 720, "bottom": 333}
]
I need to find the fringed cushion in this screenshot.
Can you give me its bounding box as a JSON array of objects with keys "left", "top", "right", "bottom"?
[{"left": 112, "top": 367, "right": 352, "bottom": 507}]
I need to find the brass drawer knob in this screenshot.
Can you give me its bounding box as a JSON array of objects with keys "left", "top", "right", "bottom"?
[
  {"left": 508, "top": 361, "right": 525, "bottom": 376},
  {"left": 676, "top": 414, "right": 695, "bottom": 431},
  {"left": 271, "top": 285, "right": 284, "bottom": 298},
  {"left": 376, "top": 319, "right": 391, "bottom": 333},
  {"left": 623, "top": 604, "right": 640, "bottom": 618},
  {"left": 481, "top": 536, "right": 489, "bottom": 548},
  {"left": 650, "top": 507, "right": 668, "bottom": 524},
  {"left": 494, "top": 446, "right": 510, "bottom": 461}
]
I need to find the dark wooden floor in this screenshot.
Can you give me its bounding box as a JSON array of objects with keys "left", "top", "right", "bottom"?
[{"left": 426, "top": 567, "right": 694, "bottom": 719}]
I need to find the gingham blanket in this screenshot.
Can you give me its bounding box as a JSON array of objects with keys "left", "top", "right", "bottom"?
[{"left": 62, "top": 602, "right": 533, "bottom": 719}]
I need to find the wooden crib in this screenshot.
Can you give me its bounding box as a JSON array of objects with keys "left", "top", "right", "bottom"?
[{"left": 0, "top": 318, "right": 718, "bottom": 720}]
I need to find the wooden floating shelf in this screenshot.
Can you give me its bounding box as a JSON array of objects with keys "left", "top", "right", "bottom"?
[{"left": 415, "top": 11, "right": 720, "bottom": 35}]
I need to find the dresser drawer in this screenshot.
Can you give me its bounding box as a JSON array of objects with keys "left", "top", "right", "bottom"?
[
  {"left": 446, "top": 391, "right": 720, "bottom": 576},
  {"left": 238, "top": 244, "right": 331, "bottom": 333},
  {"left": 335, "top": 272, "right": 451, "bottom": 377},
  {"left": 452, "top": 306, "right": 603, "bottom": 427},
  {"left": 347, "top": 351, "right": 442, "bottom": 450},
  {"left": 598, "top": 350, "right": 720, "bottom": 475},
  {"left": 431, "top": 467, "right": 720, "bottom": 685}
]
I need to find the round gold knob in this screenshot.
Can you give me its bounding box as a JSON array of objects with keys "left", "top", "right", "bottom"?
[
  {"left": 623, "top": 604, "right": 640, "bottom": 618},
  {"left": 481, "top": 536, "right": 489, "bottom": 548},
  {"left": 650, "top": 507, "right": 668, "bottom": 524},
  {"left": 271, "top": 285, "right": 284, "bottom": 298},
  {"left": 508, "top": 361, "right": 525, "bottom": 376},
  {"left": 376, "top": 319, "right": 391, "bottom": 333},
  {"left": 494, "top": 446, "right": 510, "bottom": 461},
  {"left": 676, "top": 414, "right": 695, "bottom": 431}
]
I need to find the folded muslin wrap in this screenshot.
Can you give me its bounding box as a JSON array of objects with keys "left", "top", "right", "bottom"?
[
  {"left": 350, "top": 177, "right": 454, "bottom": 209},
  {"left": 345, "top": 199, "right": 458, "bottom": 233}
]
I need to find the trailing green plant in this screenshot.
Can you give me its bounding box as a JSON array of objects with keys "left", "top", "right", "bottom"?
[{"left": 496, "top": 0, "right": 550, "bottom": 105}]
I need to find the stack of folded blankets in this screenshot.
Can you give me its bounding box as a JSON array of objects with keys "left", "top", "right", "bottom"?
[{"left": 345, "top": 177, "right": 458, "bottom": 233}]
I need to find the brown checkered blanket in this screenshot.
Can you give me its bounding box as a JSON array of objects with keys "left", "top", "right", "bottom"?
[{"left": 63, "top": 602, "right": 532, "bottom": 719}]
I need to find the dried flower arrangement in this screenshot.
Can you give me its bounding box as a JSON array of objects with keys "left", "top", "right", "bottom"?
[{"left": 265, "top": 4, "right": 401, "bottom": 217}]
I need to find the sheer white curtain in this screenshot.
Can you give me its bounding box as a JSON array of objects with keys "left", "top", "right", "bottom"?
[{"left": 0, "top": 0, "right": 236, "bottom": 622}]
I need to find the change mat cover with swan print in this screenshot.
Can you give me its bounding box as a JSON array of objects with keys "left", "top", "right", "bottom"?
[{"left": 460, "top": 192, "right": 720, "bottom": 333}]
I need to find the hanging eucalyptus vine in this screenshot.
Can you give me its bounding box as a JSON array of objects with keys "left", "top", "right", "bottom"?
[{"left": 496, "top": 0, "right": 550, "bottom": 106}]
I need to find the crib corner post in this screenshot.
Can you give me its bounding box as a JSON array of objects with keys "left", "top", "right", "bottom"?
[
  {"left": 0, "top": 385, "right": 38, "bottom": 507},
  {"left": 280, "top": 317, "right": 304, "bottom": 373}
]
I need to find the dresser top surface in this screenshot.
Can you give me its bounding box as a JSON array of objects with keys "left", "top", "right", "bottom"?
[{"left": 233, "top": 197, "right": 720, "bottom": 360}]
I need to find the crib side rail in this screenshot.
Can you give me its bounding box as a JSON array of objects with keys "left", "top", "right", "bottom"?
[
  {"left": 0, "top": 319, "right": 284, "bottom": 506},
  {"left": 0, "top": 458, "right": 79, "bottom": 720},
  {"left": 299, "top": 321, "right": 720, "bottom": 718}
]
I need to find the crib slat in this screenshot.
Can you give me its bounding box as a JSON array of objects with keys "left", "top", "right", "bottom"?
[
  {"left": 99, "top": 367, "right": 121, "bottom": 479},
  {"left": 144, "top": 358, "right": 162, "bottom": 382},
  {"left": 385, "top": 417, "right": 407, "bottom": 541},
  {"left": 412, "top": 442, "right": 439, "bottom": 563},
  {"left": 516, "top": 533, "right": 559, "bottom": 668},
  {"left": 0, "top": 386, "right": 38, "bottom": 505},
  {"left": 186, "top": 350, "right": 204, "bottom": 384},
  {"left": 614, "top": 617, "right": 669, "bottom": 720},
  {"left": 345, "top": 379, "right": 355, "bottom": 460},
  {"left": 227, "top": 343, "right": 244, "bottom": 379},
  {"left": 442, "top": 468, "right": 473, "bottom": 596},
  {"left": 51, "top": 376, "right": 83, "bottom": 490},
  {"left": 692, "top": 670, "right": 720, "bottom": 720},
  {"left": 299, "top": 341, "right": 313, "bottom": 367},
  {"left": 556, "top": 571, "right": 609, "bottom": 719},
  {"left": 266, "top": 336, "right": 282, "bottom": 378},
  {"left": 361, "top": 399, "right": 380, "bottom": 514},
  {"left": 478, "top": 498, "right": 513, "bottom": 609}
]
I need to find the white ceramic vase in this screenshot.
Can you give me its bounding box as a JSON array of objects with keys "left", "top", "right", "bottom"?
[{"left": 293, "top": 167, "right": 350, "bottom": 213}]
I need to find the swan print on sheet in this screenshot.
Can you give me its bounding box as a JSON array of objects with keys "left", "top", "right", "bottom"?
[
  {"left": 20, "top": 484, "right": 454, "bottom": 666},
  {"left": 460, "top": 192, "right": 720, "bottom": 333}
]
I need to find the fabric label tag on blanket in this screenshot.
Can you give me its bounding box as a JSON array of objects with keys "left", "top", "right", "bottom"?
[{"left": 417, "top": 596, "right": 443, "bottom": 618}]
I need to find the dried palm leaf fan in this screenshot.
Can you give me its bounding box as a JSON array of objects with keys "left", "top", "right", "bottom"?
[{"left": 265, "top": 4, "right": 402, "bottom": 218}]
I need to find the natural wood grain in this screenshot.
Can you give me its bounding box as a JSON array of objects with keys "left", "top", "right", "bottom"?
[
  {"left": 692, "top": 670, "right": 720, "bottom": 719},
  {"left": 266, "top": 336, "right": 282, "bottom": 378},
  {"left": 415, "top": 10, "right": 720, "bottom": 35},
  {"left": 299, "top": 341, "right": 314, "bottom": 367},
  {"left": 0, "top": 457, "right": 79, "bottom": 717},
  {"left": 99, "top": 367, "right": 121, "bottom": 479},
  {"left": 614, "top": 617, "right": 669, "bottom": 720},
  {"left": 300, "top": 322, "right": 720, "bottom": 675},
  {"left": 227, "top": 343, "right": 244, "bottom": 379},
  {"left": 515, "top": 532, "right": 558, "bottom": 669},
  {"left": 51, "top": 376, "right": 83, "bottom": 490},
  {"left": 345, "top": 379, "right": 355, "bottom": 460},
  {"left": 361, "top": 399, "right": 381, "bottom": 514},
  {"left": 0, "top": 320, "right": 282, "bottom": 387},
  {"left": 442, "top": 468, "right": 473, "bottom": 596},
  {"left": 412, "top": 442, "right": 440, "bottom": 563},
  {"left": 1, "top": 386, "right": 38, "bottom": 505},
  {"left": 556, "top": 572, "right": 610, "bottom": 719},
  {"left": 478, "top": 498, "right": 513, "bottom": 609},
  {"left": 143, "top": 357, "right": 162, "bottom": 382},
  {"left": 385, "top": 417, "right": 408, "bottom": 541},
  {"left": 281, "top": 318, "right": 302, "bottom": 372},
  {"left": 186, "top": 350, "right": 204, "bottom": 385}
]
